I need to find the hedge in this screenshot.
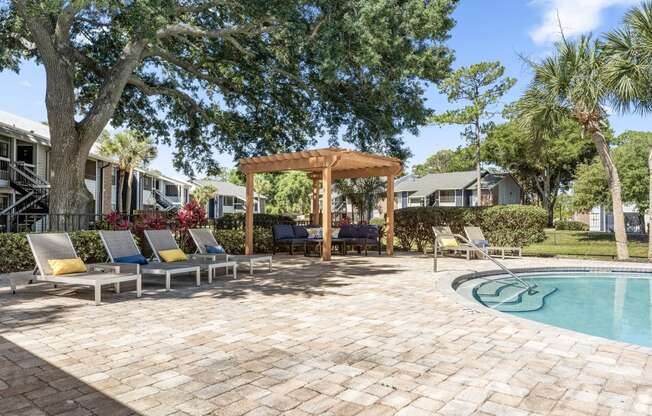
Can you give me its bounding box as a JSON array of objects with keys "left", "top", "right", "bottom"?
[
  {"left": 394, "top": 205, "right": 547, "bottom": 252},
  {"left": 213, "top": 228, "right": 273, "bottom": 254},
  {"left": 0, "top": 231, "right": 109, "bottom": 273},
  {"left": 554, "top": 219, "right": 589, "bottom": 231}
]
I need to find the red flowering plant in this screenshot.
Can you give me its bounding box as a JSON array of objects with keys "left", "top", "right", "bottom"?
[
  {"left": 176, "top": 200, "right": 208, "bottom": 252},
  {"left": 132, "top": 212, "right": 170, "bottom": 254},
  {"left": 95, "top": 211, "right": 130, "bottom": 230}
]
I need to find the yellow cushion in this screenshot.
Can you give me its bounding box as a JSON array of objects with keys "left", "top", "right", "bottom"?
[
  {"left": 48, "top": 258, "right": 87, "bottom": 276},
  {"left": 159, "top": 249, "right": 188, "bottom": 262},
  {"left": 440, "top": 237, "right": 459, "bottom": 248}
]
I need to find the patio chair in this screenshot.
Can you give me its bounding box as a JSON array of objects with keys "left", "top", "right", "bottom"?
[
  {"left": 144, "top": 229, "right": 237, "bottom": 281},
  {"left": 432, "top": 226, "right": 475, "bottom": 260},
  {"left": 188, "top": 228, "right": 272, "bottom": 275},
  {"left": 463, "top": 226, "right": 522, "bottom": 259},
  {"left": 26, "top": 233, "right": 142, "bottom": 305},
  {"left": 99, "top": 230, "right": 202, "bottom": 291},
  {"left": 272, "top": 224, "right": 308, "bottom": 255}
]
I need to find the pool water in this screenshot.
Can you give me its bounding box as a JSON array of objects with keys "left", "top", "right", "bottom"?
[{"left": 497, "top": 273, "right": 652, "bottom": 347}]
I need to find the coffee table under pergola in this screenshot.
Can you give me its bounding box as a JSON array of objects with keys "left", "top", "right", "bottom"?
[{"left": 238, "top": 148, "right": 402, "bottom": 260}]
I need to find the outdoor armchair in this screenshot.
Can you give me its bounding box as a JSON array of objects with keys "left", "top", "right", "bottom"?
[
  {"left": 99, "top": 230, "right": 203, "bottom": 290},
  {"left": 188, "top": 228, "right": 272, "bottom": 275},
  {"left": 27, "top": 233, "right": 142, "bottom": 305},
  {"left": 143, "top": 229, "right": 237, "bottom": 280},
  {"left": 271, "top": 224, "right": 308, "bottom": 255}
]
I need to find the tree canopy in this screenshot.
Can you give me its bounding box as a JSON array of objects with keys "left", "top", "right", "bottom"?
[
  {"left": 0, "top": 0, "right": 459, "bottom": 213},
  {"left": 411, "top": 146, "right": 475, "bottom": 176}
]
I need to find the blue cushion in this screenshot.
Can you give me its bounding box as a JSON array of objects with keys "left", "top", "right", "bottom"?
[
  {"left": 115, "top": 254, "right": 148, "bottom": 265},
  {"left": 206, "top": 245, "right": 226, "bottom": 254},
  {"left": 273, "top": 224, "right": 295, "bottom": 240},
  {"left": 353, "top": 225, "right": 368, "bottom": 238},
  {"left": 339, "top": 225, "right": 356, "bottom": 238},
  {"left": 292, "top": 225, "right": 309, "bottom": 239}
]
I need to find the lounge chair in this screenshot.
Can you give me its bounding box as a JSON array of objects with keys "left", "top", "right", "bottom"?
[
  {"left": 188, "top": 228, "right": 272, "bottom": 275},
  {"left": 27, "top": 233, "right": 141, "bottom": 305},
  {"left": 432, "top": 226, "right": 475, "bottom": 260},
  {"left": 144, "top": 229, "right": 237, "bottom": 281},
  {"left": 99, "top": 230, "right": 202, "bottom": 291},
  {"left": 463, "top": 226, "right": 522, "bottom": 259}
]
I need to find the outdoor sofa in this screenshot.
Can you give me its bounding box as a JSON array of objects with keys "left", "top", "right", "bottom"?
[
  {"left": 188, "top": 228, "right": 272, "bottom": 275},
  {"left": 27, "top": 233, "right": 142, "bottom": 305},
  {"left": 100, "top": 230, "right": 202, "bottom": 291},
  {"left": 272, "top": 223, "right": 381, "bottom": 256},
  {"left": 144, "top": 229, "right": 238, "bottom": 281}
]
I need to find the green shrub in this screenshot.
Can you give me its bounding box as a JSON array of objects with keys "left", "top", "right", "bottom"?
[
  {"left": 0, "top": 233, "right": 33, "bottom": 273},
  {"left": 213, "top": 228, "right": 273, "bottom": 254},
  {"left": 214, "top": 213, "right": 295, "bottom": 230},
  {"left": 69, "top": 231, "right": 108, "bottom": 263},
  {"left": 369, "top": 217, "right": 385, "bottom": 227},
  {"left": 394, "top": 205, "right": 547, "bottom": 251},
  {"left": 0, "top": 231, "right": 109, "bottom": 273},
  {"left": 554, "top": 219, "right": 589, "bottom": 231}
]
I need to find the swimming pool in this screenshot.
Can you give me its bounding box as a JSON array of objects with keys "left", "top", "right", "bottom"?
[{"left": 455, "top": 269, "right": 652, "bottom": 348}]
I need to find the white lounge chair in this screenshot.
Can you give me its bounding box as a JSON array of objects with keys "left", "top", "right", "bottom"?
[
  {"left": 463, "top": 226, "right": 522, "bottom": 259},
  {"left": 27, "top": 233, "right": 142, "bottom": 305},
  {"left": 99, "top": 230, "right": 202, "bottom": 291},
  {"left": 144, "top": 229, "right": 237, "bottom": 280},
  {"left": 432, "top": 226, "right": 475, "bottom": 260},
  {"left": 188, "top": 228, "right": 272, "bottom": 275}
]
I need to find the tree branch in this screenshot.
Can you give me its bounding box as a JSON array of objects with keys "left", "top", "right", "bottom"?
[
  {"left": 155, "top": 21, "right": 276, "bottom": 40},
  {"left": 127, "top": 75, "right": 209, "bottom": 119}
]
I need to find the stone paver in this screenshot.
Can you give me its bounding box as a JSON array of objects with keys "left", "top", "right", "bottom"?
[{"left": 1, "top": 254, "right": 652, "bottom": 415}]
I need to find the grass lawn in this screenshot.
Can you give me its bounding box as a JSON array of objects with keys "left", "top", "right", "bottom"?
[{"left": 524, "top": 229, "right": 649, "bottom": 260}]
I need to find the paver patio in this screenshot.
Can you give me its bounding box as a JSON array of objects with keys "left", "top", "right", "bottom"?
[{"left": 2, "top": 254, "right": 652, "bottom": 415}]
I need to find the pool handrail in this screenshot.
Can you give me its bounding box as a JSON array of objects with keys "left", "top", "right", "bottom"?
[{"left": 432, "top": 227, "right": 536, "bottom": 294}]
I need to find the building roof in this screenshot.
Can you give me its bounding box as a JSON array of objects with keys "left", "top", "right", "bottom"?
[
  {"left": 194, "top": 179, "right": 266, "bottom": 200},
  {"left": 395, "top": 171, "right": 478, "bottom": 197},
  {"left": 0, "top": 110, "right": 50, "bottom": 145},
  {"left": 0, "top": 110, "right": 191, "bottom": 187}
]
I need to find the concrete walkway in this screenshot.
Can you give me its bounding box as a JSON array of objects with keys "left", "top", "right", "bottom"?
[{"left": 1, "top": 254, "right": 652, "bottom": 415}]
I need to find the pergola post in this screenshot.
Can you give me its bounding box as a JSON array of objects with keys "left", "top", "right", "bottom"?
[
  {"left": 386, "top": 174, "right": 395, "bottom": 256},
  {"left": 322, "top": 166, "right": 332, "bottom": 261},
  {"left": 245, "top": 173, "right": 254, "bottom": 255},
  {"left": 311, "top": 175, "right": 320, "bottom": 225}
]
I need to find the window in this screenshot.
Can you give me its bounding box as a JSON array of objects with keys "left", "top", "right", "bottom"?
[
  {"left": 143, "top": 176, "right": 153, "bottom": 191},
  {"left": 84, "top": 160, "right": 96, "bottom": 181},
  {"left": 223, "top": 196, "right": 234, "bottom": 206},
  {"left": 0, "top": 195, "right": 8, "bottom": 210},
  {"left": 0, "top": 140, "right": 9, "bottom": 159},
  {"left": 439, "top": 190, "right": 455, "bottom": 204},
  {"left": 16, "top": 144, "right": 34, "bottom": 165},
  {"left": 111, "top": 168, "right": 117, "bottom": 185},
  {"left": 165, "top": 184, "right": 178, "bottom": 197}
]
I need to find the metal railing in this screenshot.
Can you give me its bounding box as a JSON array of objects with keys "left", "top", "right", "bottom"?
[{"left": 432, "top": 229, "right": 536, "bottom": 294}]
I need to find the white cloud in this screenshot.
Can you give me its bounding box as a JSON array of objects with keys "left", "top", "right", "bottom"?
[
  {"left": 529, "top": 0, "right": 638, "bottom": 45},
  {"left": 20, "top": 80, "right": 32, "bottom": 88}
]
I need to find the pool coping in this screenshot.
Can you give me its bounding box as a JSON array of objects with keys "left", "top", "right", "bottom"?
[{"left": 436, "top": 265, "right": 652, "bottom": 353}]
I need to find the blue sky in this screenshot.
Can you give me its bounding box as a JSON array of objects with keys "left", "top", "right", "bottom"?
[{"left": 0, "top": 0, "right": 647, "bottom": 180}]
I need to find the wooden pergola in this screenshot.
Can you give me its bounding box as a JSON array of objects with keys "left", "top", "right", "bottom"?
[{"left": 238, "top": 148, "right": 402, "bottom": 260}]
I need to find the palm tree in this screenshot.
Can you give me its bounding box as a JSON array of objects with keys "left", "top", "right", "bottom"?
[
  {"left": 604, "top": 1, "right": 652, "bottom": 258},
  {"left": 99, "top": 131, "right": 158, "bottom": 214},
  {"left": 192, "top": 184, "right": 218, "bottom": 208},
  {"left": 334, "top": 178, "right": 386, "bottom": 222},
  {"left": 519, "top": 36, "right": 630, "bottom": 259}
]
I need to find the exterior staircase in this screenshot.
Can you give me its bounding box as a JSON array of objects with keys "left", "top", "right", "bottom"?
[
  {"left": 473, "top": 280, "right": 557, "bottom": 312},
  {"left": 0, "top": 162, "right": 50, "bottom": 232},
  {"left": 152, "top": 189, "right": 180, "bottom": 213}
]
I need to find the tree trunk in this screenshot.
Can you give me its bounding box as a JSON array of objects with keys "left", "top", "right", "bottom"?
[
  {"left": 590, "top": 129, "right": 629, "bottom": 260},
  {"left": 48, "top": 137, "right": 94, "bottom": 215},
  {"left": 126, "top": 168, "right": 134, "bottom": 215},
  {"left": 648, "top": 147, "right": 652, "bottom": 260},
  {"left": 116, "top": 170, "right": 124, "bottom": 213},
  {"left": 475, "top": 122, "right": 482, "bottom": 206}
]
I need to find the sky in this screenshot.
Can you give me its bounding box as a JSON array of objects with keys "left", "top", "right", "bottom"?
[{"left": 0, "top": 0, "right": 648, "bottom": 181}]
